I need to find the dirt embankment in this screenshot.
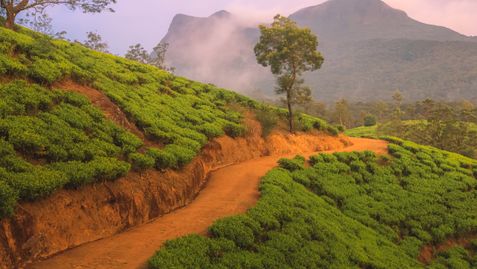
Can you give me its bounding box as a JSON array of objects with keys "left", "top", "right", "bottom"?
[
  {"left": 0, "top": 108, "right": 351, "bottom": 269},
  {"left": 419, "top": 234, "right": 477, "bottom": 264},
  {"left": 27, "top": 137, "right": 386, "bottom": 269}
]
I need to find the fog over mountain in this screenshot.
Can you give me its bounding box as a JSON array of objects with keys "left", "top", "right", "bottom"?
[{"left": 160, "top": 0, "right": 477, "bottom": 102}]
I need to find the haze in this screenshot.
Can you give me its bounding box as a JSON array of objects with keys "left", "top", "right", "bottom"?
[{"left": 46, "top": 0, "right": 477, "bottom": 54}]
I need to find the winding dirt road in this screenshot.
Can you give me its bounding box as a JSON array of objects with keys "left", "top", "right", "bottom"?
[{"left": 29, "top": 137, "right": 388, "bottom": 269}]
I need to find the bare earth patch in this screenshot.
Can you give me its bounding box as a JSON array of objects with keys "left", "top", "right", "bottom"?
[
  {"left": 54, "top": 80, "right": 162, "bottom": 149},
  {"left": 419, "top": 233, "right": 477, "bottom": 264}
]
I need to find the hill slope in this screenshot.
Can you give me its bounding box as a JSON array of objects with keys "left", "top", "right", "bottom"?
[
  {"left": 29, "top": 137, "right": 384, "bottom": 268},
  {"left": 159, "top": 0, "right": 477, "bottom": 102},
  {"left": 149, "top": 137, "right": 477, "bottom": 268},
  {"left": 0, "top": 24, "right": 337, "bottom": 268}
]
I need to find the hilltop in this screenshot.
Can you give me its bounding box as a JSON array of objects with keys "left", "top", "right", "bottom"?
[{"left": 159, "top": 0, "right": 477, "bottom": 102}]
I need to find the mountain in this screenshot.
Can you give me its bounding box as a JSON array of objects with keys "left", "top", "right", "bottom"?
[
  {"left": 159, "top": 0, "right": 477, "bottom": 102},
  {"left": 290, "top": 0, "right": 470, "bottom": 43},
  {"left": 161, "top": 11, "right": 266, "bottom": 97}
]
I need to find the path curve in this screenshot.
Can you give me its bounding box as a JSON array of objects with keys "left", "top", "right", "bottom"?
[{"left": 29, "top": 137, "right": 388, "bottom": 269}]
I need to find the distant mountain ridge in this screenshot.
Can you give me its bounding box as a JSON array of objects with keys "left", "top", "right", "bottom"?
[
  {"left": 160, "top": 0, "right": 477, "bottom": 102},
  {"left": 290, "top": 0, "right": 472, "bottom": 43}
]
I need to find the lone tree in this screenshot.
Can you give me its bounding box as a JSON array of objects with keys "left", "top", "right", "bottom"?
[
  {"left": 0, "top": 0, "right": 116, "bottom": 30},
  {"left": 255, "top": 15, "right": 323, "bottom": 132}
]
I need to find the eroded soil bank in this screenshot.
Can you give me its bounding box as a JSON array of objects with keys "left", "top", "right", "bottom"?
[
  {"left": 0, "top": 118, "right": 350, "bottom": 269},
  {"left": 419, "top": 233, "right": 477, "bottom": 264},
  {"left": 29, "top": 137, "right": 385, "bottom": 269}
]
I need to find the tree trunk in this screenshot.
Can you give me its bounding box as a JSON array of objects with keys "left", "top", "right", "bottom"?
[
  {"left": 287, "top": 91, "right": 294, "bottom": 133},
  {"left": 5, "top": 10, "right": 16, "bottom": 29}
]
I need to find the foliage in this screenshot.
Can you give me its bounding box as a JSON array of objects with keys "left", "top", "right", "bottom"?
[
  {"left": 255, "top": 15, "right": 324, "bottom": 132},
  {"left": 332, "top": 98, "right": 351, "bottom": 128},
  {"left": 346, "top": 101, "right": 477, "bottom": 159},
  {"left": 345, "top": 125, "right": 378, "bottom": 138},
  {"left": 125, "top": 42, "right": 174, "bottom": 72},
  {"left": 0, "top": 180, "right": 17, "bottom": 218},
  {"left": 149, "top": 139, "right": 477, "bottom": 268},
  {"left": 0, "top": 0, "right": 116, "bottom": 29},
  {"left": 0, "top": 25, "right": 333, "bottom": 218},
  {"left": 255, "top": 109, "right": 278, "bottom": 137},
  {"left": 278, "top": 155, "right": 305, "bottom": 172},
  {"left": 129, "top": 153, "right": 155, "bottom": 171},
  {"left": 379, "top": 103, "right": 477, "bottom": 158},
  {"left": 364, "top": 114, "right": 377, "bottom": 126},
  {"left": 125, "top": 43, "right": 149, "bottom": 64},
  {"left": 82, "top": 31, "right": 109, "bottom": 53},
  {"left": 428, "top": 245, "right": 477, "bottom": 269}
]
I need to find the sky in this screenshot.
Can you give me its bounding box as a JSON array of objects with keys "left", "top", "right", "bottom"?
[{"left": 45, "top": 0, "right": 477, "bottom": 55}]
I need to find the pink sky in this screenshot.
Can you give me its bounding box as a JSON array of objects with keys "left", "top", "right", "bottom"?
[{"left": 47, "top": 0, "right": 477, "bottom": 54}]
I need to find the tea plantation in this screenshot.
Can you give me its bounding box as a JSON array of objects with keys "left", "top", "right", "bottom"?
[
  {"left": 0, "top": 25, "right": 336, "bottom": 219},
  {"left": 149, "top": 138, "right": 477, "bottom": 269}
]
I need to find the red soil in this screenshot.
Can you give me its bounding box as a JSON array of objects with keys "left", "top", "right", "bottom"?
[
  {"left": 419, "top": 234, "right": 477, "bottom": 264},
  {"left": 54, "top": 80, "right": 161, "bottom": 149},
  {"left": 28, "top": 137, "right": 388, "bottom": 269}
]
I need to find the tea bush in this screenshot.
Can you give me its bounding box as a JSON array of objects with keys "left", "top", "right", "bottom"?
[
  {"left": 0, "top": 24, "right": 334, "bottom": 218},
  {"left": 277, "top": 155, "right": 305, "bottom": 172},
  {"left": 129, "top": 153, "right": 155, "bottom": 171},
  {"left": 149, "top": 139, "right": 477, "bottom": 268}
]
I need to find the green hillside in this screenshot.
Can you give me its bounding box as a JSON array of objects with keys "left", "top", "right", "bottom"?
[
  {"left": 345, "top": 121, "right": 477, "bottom": 138},
  {"left": 149, "top": 138, "right": 477, "bottom": 268},
  {"left": 0, "top": 25, "right": 335, "bottom": 219},
  {"left": 345, "top": 120, "right": 477, "bottom": 158}
]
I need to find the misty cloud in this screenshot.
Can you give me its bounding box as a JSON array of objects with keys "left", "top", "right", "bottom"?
[
  {"left": 161, "top": 12, "right": 272, "bottom": 97},
  {"left": 43, "top": 0, "right": 476, "bottom": 55}
]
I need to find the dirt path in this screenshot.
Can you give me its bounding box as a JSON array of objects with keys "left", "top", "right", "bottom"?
[{"left": 29, "top": 137, "right": 388, "bottom": 269}]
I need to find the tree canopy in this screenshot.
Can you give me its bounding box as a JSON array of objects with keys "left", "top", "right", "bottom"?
[
  {"left": 254, "top": 15, "right": 323, "bottom": 132},
  {"left": 0, "top": 0, "right": 116, "bottom": 29}
]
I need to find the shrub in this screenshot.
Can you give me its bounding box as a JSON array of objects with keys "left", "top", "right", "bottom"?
[
  {"left": 29, "top": 58, "right": 64, "bottom": 84},
  {"left": 149, "top": 235, "right": 212, "bottom": 269},
  {"left": 223, "top": 122, "right": 246, "bottom": 138},
  {"left": 91, "top": 157, "right": 130, "bottom": 181},
  {"left": 165, "top": 144, "right": 195, "bottom": 168},
  {"left": 255, "top": 109, "right": 278, "bottom": 137},
  {"left": 364, "top": 114, "right": 377, "bottom": 127},
  {"left": 0, "top": 180, "right": 18, "bottom": 218},
  {"left": 50, "top": 158, "right": 130, "bottom": 188},
  {"left": 209, "top": 215, "right": 260, "bottom": 249},
  {"left": 326, "top": 126, "right": 339, "bottom": 136},
  {"left": 149, "top": 140, "right": 477, "bottom": 268},
  {"left": 278, "top": 156, "right": 305, "bottom": 172},
  {"left": 129, "top": 153, "right": 155, "bottom": 171},
  {"left": 0, "top": 26, "right": 336, "bottom": 219},
  {"left": 147, "top": 148, "right": 177, "bottom": 170},
  {"left": 7, "top": 169, "right": 68, "bottom": 200},
  {"left": 197, "top": 123, "right": 224, "bottom": 139}
]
